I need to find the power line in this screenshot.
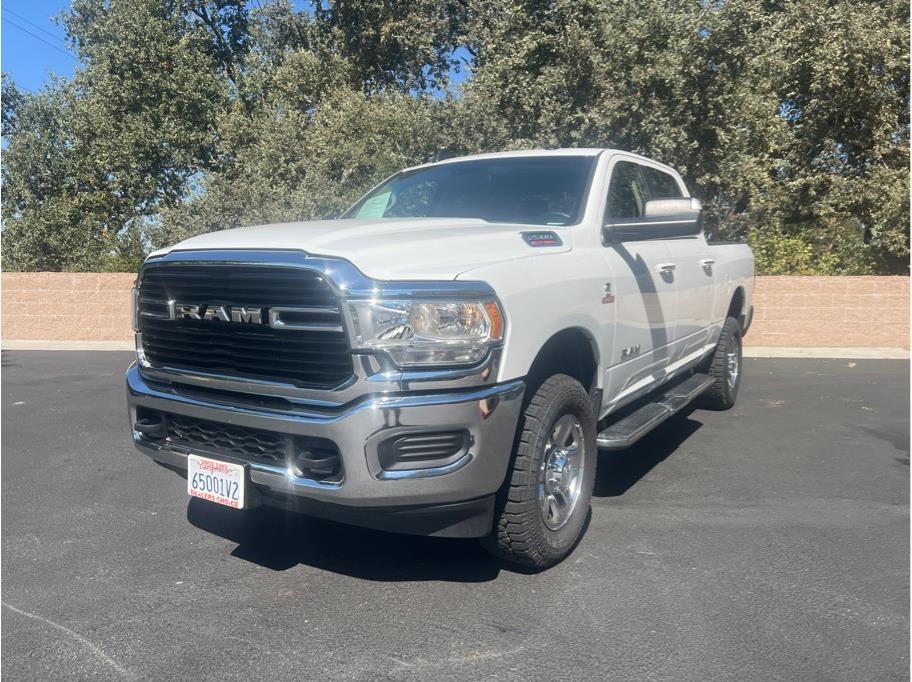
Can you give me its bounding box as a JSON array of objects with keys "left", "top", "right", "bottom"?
[
  {"left": 4, "top": 80, "right": 35, "bottom": 94},
  {"left": 3, "top": 8, "right": 67, "bottom": 47},
  {"left": 1, "top": 16, "right": 78, "bottom": 61}
]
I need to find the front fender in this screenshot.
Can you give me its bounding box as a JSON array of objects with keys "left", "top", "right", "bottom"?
[{"left": 457, "top": 252, "right": 610, "bottom": 388}]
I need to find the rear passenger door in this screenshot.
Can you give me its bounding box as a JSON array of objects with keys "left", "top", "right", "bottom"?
[
  {"left": 600, "top": 158, "right": 677, "bottom": 407},
  {"left": 640, "top": 164, "right": 714, "bottom": 361}
]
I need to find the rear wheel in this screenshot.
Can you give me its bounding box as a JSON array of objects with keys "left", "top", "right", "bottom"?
[
  {"left": 482, "top": 374, "right": 596, "bottom": 569},
  {"left": 699, "top": 316, "right": 743, "bottom": 410}
]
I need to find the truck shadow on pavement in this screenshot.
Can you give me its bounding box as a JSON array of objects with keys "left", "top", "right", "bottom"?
[
  {"left": 593, "top": 411, "right": 703, "bottom": 498},
  {"left": 187, "top": 499, "right": 504, "bottom": 581},
  {"left": 186, "top": 411, "right": 704, "bottom": 582}
]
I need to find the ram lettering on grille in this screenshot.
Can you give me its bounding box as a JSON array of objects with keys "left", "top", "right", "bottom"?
[{"left": 137, "top": 265, "right": 354, "bottom": 388}]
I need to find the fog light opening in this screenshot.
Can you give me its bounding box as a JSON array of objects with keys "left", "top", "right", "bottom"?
[
  {"left": 377, "top": 429, "right": 471, "bottom": 472},
  {"left": 291, "top": 440, "right": 342, "bottom": 482},
  {"left": 134, "top": 409, "right": 166, "bottom": 439}
]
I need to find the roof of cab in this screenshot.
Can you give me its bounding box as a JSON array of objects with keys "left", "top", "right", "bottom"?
[
  {"left": 402, "top": 148, "right": 611, "bottom": 173},
  {"left": 401, "top": 147, "right": 683, "bottom": 178}
]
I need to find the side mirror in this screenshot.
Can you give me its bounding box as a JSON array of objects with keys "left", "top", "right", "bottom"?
[
  {"left": 608, "top": 197, "right": 702, "bottom": 242},
  {"left": 643, "top": 197, "right": 702, "bottom": 218},
  {"left": 644, "top": 197, "right": 702, "bottom": 236}
]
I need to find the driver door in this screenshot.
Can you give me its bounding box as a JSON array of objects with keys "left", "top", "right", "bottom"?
[{"left": 599, "top": 158, "right": 677, "bottom": 409}]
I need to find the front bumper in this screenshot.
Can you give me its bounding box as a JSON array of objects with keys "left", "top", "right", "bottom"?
[{"left": 126, "top": 364, "right": 525, "bottom": 535}]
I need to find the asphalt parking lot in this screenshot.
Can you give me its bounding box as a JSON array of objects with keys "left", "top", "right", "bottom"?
[{"left": 1, "top": 351, "right": 908, "bottom": 680}]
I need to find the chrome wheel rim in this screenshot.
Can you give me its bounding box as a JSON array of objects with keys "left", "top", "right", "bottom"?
[
  {"left": 727, "top": 337, "right": 741, "bottom": 391},
  {"left": 539, "top": 414, "right": 585, "bottom": 531}
]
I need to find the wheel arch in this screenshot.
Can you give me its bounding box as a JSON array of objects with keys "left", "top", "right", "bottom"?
[
  {"left": 727, "top": 286, "right": 745, "bottom": 319},
  {"left": 727, "top": 286, "right": 752, "bottom": 334},
  {"left": 522, "top": 327, "right": 600, "bottom": 397}
]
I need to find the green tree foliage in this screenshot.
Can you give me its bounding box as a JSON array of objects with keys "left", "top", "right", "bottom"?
[
  {"left": 1, "top": 0, "right": 908, "bottom": 273},
  {"left": 460, "top": 0, "right": 908, "bottom": 273},
  {"left": 157, "top": 88, "right": 455, "bottom": 245},
  {"left": 313, "top": 0, "right": 469, "bottom": 92},
  {"left": 2, "top": 0, "right": 229, "bottom": 270},
  {"left": 154, "top": 3, "right": 457, "bottom": 245}
]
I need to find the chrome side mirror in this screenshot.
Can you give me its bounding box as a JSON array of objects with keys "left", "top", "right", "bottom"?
[
  {"left": 643, "top": 197, "right": 702, "bottom": 218},
  {"left": 607, "top": 197, "right": 702, "bottom": 242}
]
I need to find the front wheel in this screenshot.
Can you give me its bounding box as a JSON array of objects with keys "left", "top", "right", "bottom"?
[{"left": 481, "top": 374, "right": 597, "bottom": 569}]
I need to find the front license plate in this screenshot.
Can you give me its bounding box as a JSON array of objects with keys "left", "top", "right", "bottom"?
[{"left": 187, "top": 455, "right": 246, "bottom": 509}]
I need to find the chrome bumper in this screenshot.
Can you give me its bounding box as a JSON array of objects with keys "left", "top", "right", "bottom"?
[{"left": 126, "top": 364, "right": 525, "bottom": 509}]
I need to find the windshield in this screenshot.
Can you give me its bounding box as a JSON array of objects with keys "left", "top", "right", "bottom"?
[{"left": 343, "top": 156, "right": 596, "bottom": 226}]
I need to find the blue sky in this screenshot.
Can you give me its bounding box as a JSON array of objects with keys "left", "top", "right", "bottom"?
[{"left": 2, "top": 0, "right": 77, "bottom": 91}]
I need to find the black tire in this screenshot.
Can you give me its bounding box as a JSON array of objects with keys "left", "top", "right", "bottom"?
[
  {"left": 699, "top": 316, "right": 743, "bottom": 410},
  {"left": 481, "top": 374, "right": 597, "bottom": 569}
]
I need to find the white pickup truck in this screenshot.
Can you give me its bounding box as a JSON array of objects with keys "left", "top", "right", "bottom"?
[{"left": 127, "top": 148, "right": 754, "bottom": 568}]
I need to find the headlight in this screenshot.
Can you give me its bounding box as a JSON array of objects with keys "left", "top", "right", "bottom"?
[{"left": 347, "top": 300, "right": 504, "bottom": 367}]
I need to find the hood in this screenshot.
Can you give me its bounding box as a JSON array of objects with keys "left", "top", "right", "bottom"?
[{"left": 152, "top": 218, "right": 571, "bottom": 280}]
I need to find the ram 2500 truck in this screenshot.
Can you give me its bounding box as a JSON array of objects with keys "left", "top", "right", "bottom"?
[{"left": 127, "top": 149, "right": 754, "bottom": 568}]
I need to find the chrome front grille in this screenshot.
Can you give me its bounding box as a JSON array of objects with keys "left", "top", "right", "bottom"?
[{"left": 137, "top": 264, "right": 354, "bottom": 388}]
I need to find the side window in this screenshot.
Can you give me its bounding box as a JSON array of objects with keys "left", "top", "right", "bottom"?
[
  {"left": 642, "top": 166, "right": 683, "bottom": 199},
  {"left": 605, "top": 161, "right": 649, "bottom": 222}
]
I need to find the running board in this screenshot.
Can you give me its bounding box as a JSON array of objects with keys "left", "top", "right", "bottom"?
[{"left": 596, "top": 373, "right": 714, "bottom": 450}]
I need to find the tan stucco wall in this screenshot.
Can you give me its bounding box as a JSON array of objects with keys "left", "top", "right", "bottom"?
[
  {"left": 2, "top": 273, "right": 909, "bottom": 348},
  {"left": 2, "top": 273, "right": 136, "bottom": 341},
  {"left": 748, "top": 276, "right": 909, "bottom": 348}
]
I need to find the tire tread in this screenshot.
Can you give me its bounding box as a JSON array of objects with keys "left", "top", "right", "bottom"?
[
  {"left": 699, "top": 316, "right": 742, "bottom": 410},
  {"left": 482, "top": 374, "right": 595, "bottom": 568}
]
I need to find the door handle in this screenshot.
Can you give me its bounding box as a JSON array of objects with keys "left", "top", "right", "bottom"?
[
  {"left": 657, "top": 263, "right": 677, "bottom": 273},
  {"left": 700, "top": 258, "right": 715, "bottom": 267}
]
